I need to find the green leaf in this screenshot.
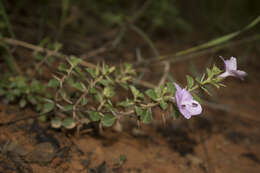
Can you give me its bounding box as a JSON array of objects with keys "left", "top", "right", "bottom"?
[
  {"left": 119, "top": 82, "right": 128, "bottom": 89},
  {"left": 192, "top": 93, "right": 202, "bottom": 104},
  {"left": 135, "top": 107, "right": 152, "bottom": 124},
  {"left": 63, "top": 105, "right": 73, "bottom": 111},
  {"left": 89, "top": 87, "right": 97, "bottom": 94},
  {"left": 58, "top": 63, "right": 68, "bottom": 72},
  {"left": 121, "top": 76, "right": 132, "bottom": 83},
  {"left": 141, "top": 110, "right": 152, "bottom": 124},
  {"left": 31, "top": 80, "right": 44, "bottom": 92},
  {"left": 36, "top": 103, "right": 42, "bottom": 112},
  {"left": 89, "top": 111, "right": 101, "bottom": 121},
  {"left": 199, "top": 73, "right": 206, "bottom": 83},
  {"left": 67, "top": 77, "right": 74, "bottom": 85},
  {"left": 107, "top": 99, "right": 113, "bottom": 106},
  {"left": 0, "top": 0, "right": 15, "bottom": 37},
  {"left": 104, "top": 103, "right": 114, "bottom": 111},
  {"left": 53, "top": 42, "right": 62, "bottom": 51},
  {"left": 99, "top": 79, "right": 110, "bottom": 86},
  {"left": 68, "top": 79, "right": 86, "bottom": 92},
  {"left": 166, "top": 82, "right": 175, "bottom": 95},
  {"left": 119, "top": 154, "right": 127, "bottom": 164},
  {"left": 34, "top": 54, "right": 44, "bottom": 61},
  {"left": 51, "top": 117, "right": 62, "bottom": 128},
  {"left": 62, "top": 118, "right": 76, "bottom": 129},
  {"left": 108, "top": 66, "right": 116, "bottom": 73},
  {"left": 86, "top": 67, "right": 96, "bottom": 78},
  {"left": 214, "top": 77, "right": 223, "bottom": 83},
  {"left": 206, "top": 68, "right": 213, "bottom": 78},
  {"left": 94, "top": 92, "right": 103, "bottom": 103},
  {"left": 48, "top": 79, "right": 60, "bottom": 88},
  {"left": 105, "top": 76, "right": 114, "bottom": 84},
  {"left": 154, "top": 87, "right": 162, "bottom": 98},
  {"left": 102, "top": 63, "right": 108, "bottom": 75},
  {"left": 170, "top": 104, "right": 180, "bottom": 119},
  {"left": 81, "top": 97, "right": 88, "bottom": 106},
  {"left": 135, "top": 107, "right": 144, "bottom": 116},
  {"left": 38, "top": 115, "right": 47, "bottom": 122},
  {"left": 212, "top": 65, "right": 222, "bottom": 75},
  {"left": 74, "top": 66, "right": 85, "bottom": 77},
  {"left": 41, "top": 102, "right": 55, "bottom": 114},
  {"left": 130, "top": 85, "right": 144, "bottom": 100},
  {"left": 95, "top": 65, "right": 100, "bottom": 76},
  {"left": 210, "top": 80, "right": 220, "bottom": 88},
  {"left": 75, "top": 82, "right": 86, "bottom": 91},
  {"left": 219, "top": 83, "right": 226, "bottom": 87},
  {"left": 200, "top": 86, "right": 211, "bottom": 96},
  {"left": 159, "top": 101, "right": 168, "bottom": 110},
  {"left": 162, "top": 86, "right": 168, "bottom": 95},
  {"left": 124, "top": 63, "right": 136, "bottom": 75},
  {"left": 103, "top": 86, "right": 115, "bottom": 98},
  {"left": 68, "top": 56, "right": 82, "bottom": 67},
  {"left": 59, "top": 90, "right": 70, "bottom": 102},
  {"left": 101, "top": 114, "right": 116, "bottom": 127},
  {"left": 186, "top": 75, "right": 194, "bottom": 89},
  {"left": 117, "top": 99, "right": 134, "bottom": 107},
  {"left": 39, "top": 37, "right": 50, "bottom": 47},
  {"left": 145, "top": 89, "right": 157, "bottom": 101}
]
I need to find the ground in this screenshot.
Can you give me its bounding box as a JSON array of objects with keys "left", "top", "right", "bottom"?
[{"left": 0, "top": 41, "right": 260, "bottom": 173}]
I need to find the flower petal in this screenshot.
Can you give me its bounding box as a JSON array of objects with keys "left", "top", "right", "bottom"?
[
  {"left": 181, "top": 89, "right": 193, "bottom": 102},
  {"left": 180, "top": 109, "right": 192, "bottom": 119},
  {"left": 174, "top": 83, "right": 202, "bottom": 119},
  {"left": 174, "top": 83, "right": 183, "bottom": 104},
  {"left": 231, "top": 70, "right": 247, "bottom": 80},
  {"left": 225, "top": 56, "right": 237, "bottom": 71},
  {"left": 185, "top": 100, "right": 202, "bottom": 115},
  {"left": 218, "top": 71, "right": 231, "bottom": 78},
  {"left": 174, "top": 83, "right": 182, "bottom": 92}
]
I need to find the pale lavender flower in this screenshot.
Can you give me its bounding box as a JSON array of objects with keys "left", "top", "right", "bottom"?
[
  {"left": 174, "top": 83, "right": 202, "bottom": 119},
  {"left": 218, "top": 56, "right": 247, "bottom": 80}
]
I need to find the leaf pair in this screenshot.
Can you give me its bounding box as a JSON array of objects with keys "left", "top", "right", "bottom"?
[{"left": 89, "top": 111, "right": 116, "bottom": 127}]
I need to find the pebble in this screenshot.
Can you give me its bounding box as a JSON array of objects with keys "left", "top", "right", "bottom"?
[
  {"left": 28, "top": 142, "right": 56, "bottom": 165},
  {"left": 186, "top": 154, "right": 202, "bottom": 165}
]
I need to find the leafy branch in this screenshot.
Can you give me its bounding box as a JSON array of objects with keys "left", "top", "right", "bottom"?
[{"left": 43, "top": 56, "right": 225, "bottom": 130}]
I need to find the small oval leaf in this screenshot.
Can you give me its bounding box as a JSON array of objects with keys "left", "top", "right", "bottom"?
[
  {"left": 101, "top": 114, "right": 116, "bottom": 127},
  {"left": 62, "top": 118, "right": 76, "bottom": 129},
  {"left": 51, "top": 117, "right": 62, "bottom": 129}
]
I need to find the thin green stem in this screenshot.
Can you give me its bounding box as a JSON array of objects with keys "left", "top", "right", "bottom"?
[{"left": 0, "top": 0, "right": 15, "bottom": 38}]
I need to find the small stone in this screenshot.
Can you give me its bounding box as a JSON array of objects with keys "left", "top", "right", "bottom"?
[
  {"left": 4, "top": 142, "right": 28, "bottom": 156},
  {"left": 14, "top": 145, "right": 29, "bottom": 156},
  {"left": 186, "top": 154, "right": 202, "bottom": 165},
  {"left": 28, "top": 142, "right": 56, "bottom": 165}
]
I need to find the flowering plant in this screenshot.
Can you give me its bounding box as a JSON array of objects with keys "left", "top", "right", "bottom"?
[
  {"left": 173, "top": 83, "right": 202, "bottom": 119},
  {"left": 41, "top": 56, "right": 247, "bottom": 131},
  {"left": 218, "top": 56, "right": 247, "bottom": 80}
]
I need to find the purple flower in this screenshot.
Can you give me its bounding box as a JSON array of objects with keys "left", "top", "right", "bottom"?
[
  {"left": 218, "top": 56, "right": 247, "bottom": 80},
  {"left": 174, "top": 83, "right": 202, "bottom": 119}
]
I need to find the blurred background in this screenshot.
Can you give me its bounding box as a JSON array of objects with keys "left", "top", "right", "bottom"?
[{"left": 0, "top": 0, "right": 260, "bottom": 173}]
